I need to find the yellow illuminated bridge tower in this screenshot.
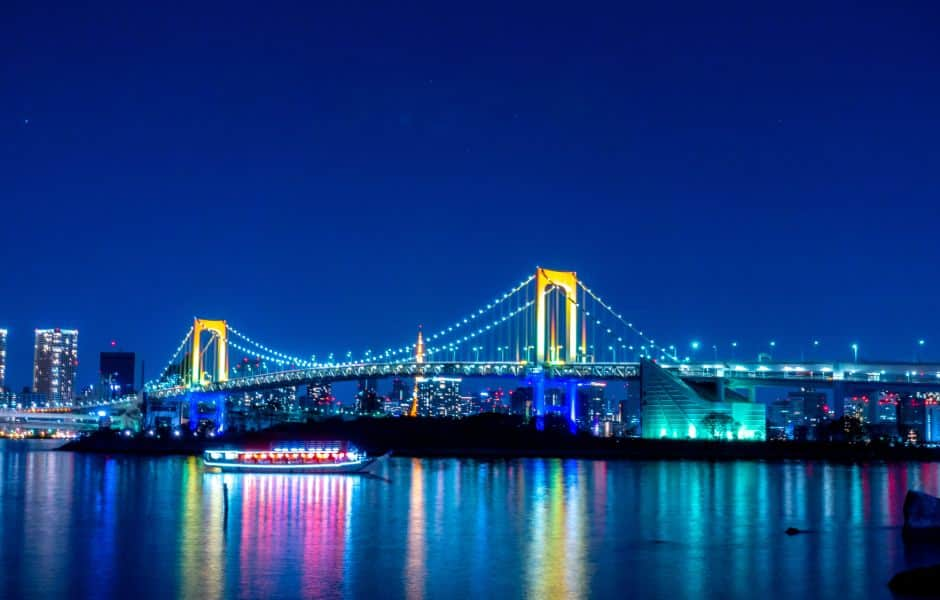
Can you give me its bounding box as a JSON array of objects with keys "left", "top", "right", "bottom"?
[
  {"left": 190, "top": 318, "right": 229, "bottom": 386},
  {"left": 533, "top": 267, "right": 580, "bottom": 420}
]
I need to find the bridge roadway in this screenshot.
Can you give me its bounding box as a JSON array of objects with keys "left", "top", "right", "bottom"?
[
  {"left": 0, "top": 410, "right": 102, "bottom": 431},
  {"left": 146, "top": 359, "right": 940, "bottom": 399}
]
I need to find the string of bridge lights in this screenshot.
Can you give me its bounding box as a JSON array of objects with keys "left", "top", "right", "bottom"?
[
  {"left": 577, "top": 280, "right": 680, "bottom": 362},
  {"left": 582, "top": 308, "right": 664, "bottom": 362},
  {"left": 155, "top": 273, "right": 677, "bottom": 378},
  {"left": 425, "top": 298, "right": 536, "bottom": 357},
  {"left": 424, "top": 274, "right": 535, "bottom": 344},
  {"left": 151, "top": 327, "right": 193, "bottom": 384},
  {"left": 225, "top": 324, "right": 314, "bottom": 368},
  {"left": 227, "top": 338, "right": 306, "bottom": 369}
]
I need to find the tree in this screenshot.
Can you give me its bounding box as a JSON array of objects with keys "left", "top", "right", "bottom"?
[{"left": 702, "top": 412, "right": 736, "bottom": 440}]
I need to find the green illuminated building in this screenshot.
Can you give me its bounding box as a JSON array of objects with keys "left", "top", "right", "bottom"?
[{"left": 640, "top": 359, "right": 765, "bottom": 440}]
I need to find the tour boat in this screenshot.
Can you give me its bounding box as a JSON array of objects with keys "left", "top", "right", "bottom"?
[{"left": 202, "top": 441, "right": 383, "bottom": 474}]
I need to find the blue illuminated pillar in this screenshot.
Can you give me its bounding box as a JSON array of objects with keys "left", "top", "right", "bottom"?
[
  {"left": 566, "top": 380, "right": 578, "bottom": 424},
  {"left": 213, "top": 393, "right": 226, "bottom": 433},
  {"left": 187, "top": 393, "right": 200, "bottom": 432},
  {"left": 533, "top": 373, "right": 546, "bottom": 431},
  {"left": 534, "top": 374, "right": 546, "bottom": 416}
]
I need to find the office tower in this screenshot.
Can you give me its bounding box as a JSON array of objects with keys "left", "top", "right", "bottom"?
[
  {"left": 0, "top": 329, "right": 7, "bottom": 390},
  {"left": 416, "top": 377, "right": 462, "bottom": 417},
  {"left": 99, "top": 351, "right": 136, "bottom": 396},
  {"left": 33, "top": 328, "right": 79, "bottom": 403}
]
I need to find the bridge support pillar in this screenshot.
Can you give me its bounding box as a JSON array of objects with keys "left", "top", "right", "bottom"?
[
  {"left": 533, "top": 373, "right": 546, "bottom": 417},
  {"left": 566, "top": 379, "right": 578, "bottom": 424},
  {"left": 715, "top": 379, "right": 726, "bottom": 404}
]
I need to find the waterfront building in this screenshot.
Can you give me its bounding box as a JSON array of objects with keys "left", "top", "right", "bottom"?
[
  {"left": 99, "top": 351, "right": 135, "bottom": 396},
  {"left": 865, "top": 392, "right": 900, "bottom": 440},
  {"left": 223, "top": 386, "right": 300, "bottom": 432},
  {"left": 926, "top": 400, "right": 940, "bottom": 444},
  {"left": 303, "top": 382, "right": 335, "bottom": 414},
  {"left": 843, "top": 395, "right": 870, "bottom": 423},
  {"left": 640, "top": 359, "right": 765, "bottom": 440},
  {"left": 898, "top": 394, "right": 927, "bottom": 443},
  {"left": 416, "top": 377, "right": 462, "bottom": 417},
  {"left": 472, "top": 389, "right": 506, "bottom": 415},
  {"left": 33, "top": 328, "right": 79, "bottom": 403},
  {"left": 767, "top": 398, "right": 794, "bottom": 440},
  {"left": 875, "top": 392, "right": 899, "bottom": 423},
  {"left": 0, "top": 328, "right": 6, "bottom": 390},
  {"left": 788, "top": 389, "right": 828, "bottom": 440},
  {"left": 576, "top": 382, "right": 608, "bottom": 433},
  {"left": 510, "top": 386, "right": 533, "bottom": 418},
  {"left": 355, "top": 377, "right": 382, "bottom": 415}
]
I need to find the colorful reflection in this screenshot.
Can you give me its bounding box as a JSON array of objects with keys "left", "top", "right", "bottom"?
[
  {"left": 525, "top": 459, "right": 588, "bottom": 600},
  {"left": 179, "top": 457, "right": 224, "bottom": 600},
  {"left": 234, "top": 472, "right": 355, "bottom": 598},
  {"left": 4, "top": 447, "right": 940, "bottom": 599},
  {"left": 405, "top": 458, "right": 426, "bottom": 600}
]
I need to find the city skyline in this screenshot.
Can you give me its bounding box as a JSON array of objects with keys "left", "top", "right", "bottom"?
[
  {"left": 5, "top": 4, "right": 940, "bottom": 598},
  {"left": 2, "top": 298, "right": 940, "bottom": 392},
  {"left": 4, "top": 3, "right": 940, "bottom": 386}
]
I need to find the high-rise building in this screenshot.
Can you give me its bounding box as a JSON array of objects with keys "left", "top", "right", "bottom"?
[
  {"left": 383, "top": 378, "right": 409, "bottom": 416},
  {"left": 33, "top": 328, "right": 79, "bottom": 403},
  {"left": 843, "top": 395, "right": 870, "bottom": 423},
  {"left": 99, "top": 351, "right": 135, "bottom": 396},
  {"left": 576, "top": 382, "right": 608, "bottom": 432},
  {"left": 925, "top": 399, "right": 940, "bottom": 444},
  {"left": 767, "top": 398, "right": 794, "bottom": 439},
  {"left": 471, "top": 388, "right": 506, "bottom": 415},
  {"left": 875, "top": 392, "right": 899, "bottom": 424},
  {"left": 787, "top": 389, "right": 828, "bottom": 440},
  {"left": 0, "top": 329, "right": 7, "bottom": 391},
  {"left": 416, "top": 377, "right": 462, "bottom": 417},
  {"left": 898, "top": 394, "right": 926, "bottom": 443},
  {"left": 303, "top": 382, "right": 335, "bottom": 414}
]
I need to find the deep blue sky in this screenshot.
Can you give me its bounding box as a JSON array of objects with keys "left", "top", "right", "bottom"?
[{"left": 2, "top": 1, "right": 939, "bottom": 390}]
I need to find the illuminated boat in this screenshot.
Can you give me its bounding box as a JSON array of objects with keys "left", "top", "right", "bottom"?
[{"left": 202, "top": 441, "right": 382, "bottom": 473}]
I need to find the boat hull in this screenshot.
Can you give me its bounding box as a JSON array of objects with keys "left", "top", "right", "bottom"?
[{"left": 203, "top": 456, "right": 378, "bottom": 474}]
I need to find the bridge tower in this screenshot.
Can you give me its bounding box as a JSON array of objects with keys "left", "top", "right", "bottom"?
[
  {"left": 535, "top": 268, "right": 578, "bottom": 364},
  {"left": 190, "top": 318, "right": 229, "bottom": 386},
  {"left": 408, "top": 325, "right": 425, "bottom": 417}
]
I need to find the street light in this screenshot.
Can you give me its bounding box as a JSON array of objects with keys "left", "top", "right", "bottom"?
[
  {"left": 917, "top": 339, "right": 926, "bottom": 362},
  {"left": 851, "top": 343, "right": 859, "bottom": 363},
  {"left": 691, "top": 341, "right": 700, "bottom": 363},
  {"left": 712, "top": 344, "right": 718, "bottom": 362},
  {"left": 731, "top": 341, "right": 738, "bottom": 360},
  {"left": 608, "top": 345, "right": 616, "bottom": 362}
]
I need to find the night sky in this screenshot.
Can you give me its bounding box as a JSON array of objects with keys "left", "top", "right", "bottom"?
[{"left": 3, "top": 1, "right": 939, "bottom": 390}]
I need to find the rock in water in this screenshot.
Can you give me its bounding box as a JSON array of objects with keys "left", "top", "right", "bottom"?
[
  {"left": 903, "top": 490, "right": 940, "bottom": 540},
  {"left": 784, "top": 527, "right": 803, "bottom": 536},
  {"left": 889, "top": 564, "right": 940, "bottom": 595}
]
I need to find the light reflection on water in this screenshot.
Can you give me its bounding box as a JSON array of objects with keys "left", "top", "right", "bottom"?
[{"left": 3, "top": 441, "right": 940, "bottom": 599}]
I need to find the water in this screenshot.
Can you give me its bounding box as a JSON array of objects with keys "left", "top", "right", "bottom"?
[{"left": 2, "top": 440, "right": 938, "bottom": 599}]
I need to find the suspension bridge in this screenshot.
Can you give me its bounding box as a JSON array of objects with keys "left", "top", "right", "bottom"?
[{"left": 142, "top": 267, "right": 940, "bottom": 437}]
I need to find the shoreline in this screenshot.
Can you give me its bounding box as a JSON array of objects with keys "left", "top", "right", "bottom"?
[{"left": 57, "top": 415, "right": 940, "bottom": 463}]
